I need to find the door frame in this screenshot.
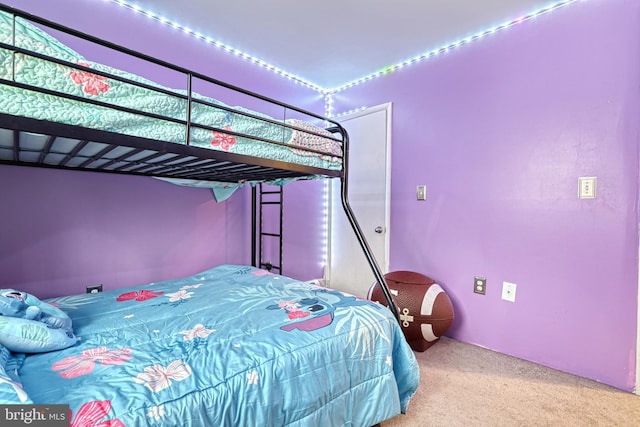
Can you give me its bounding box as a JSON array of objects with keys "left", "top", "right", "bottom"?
[
  {"left": 637, "top": 253, "right": 640, "bottom": 393},
  {"left": 325, "top": 102, "right": 393, "bottom": 286}
]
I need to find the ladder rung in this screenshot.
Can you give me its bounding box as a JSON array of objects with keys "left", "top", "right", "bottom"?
[{"left": 257, "top": 184, "right": 282, "bottom": 274}]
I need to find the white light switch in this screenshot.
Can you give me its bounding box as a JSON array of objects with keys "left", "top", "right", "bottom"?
[
  {"left": 417, "top": 185, "right": 426, "bottom": 201},
  {"left": 502, "top": 281, "right": 517, "bottom": 302},
  {"left": 578, "top": 177, "right": 596, "bottom": 199}
]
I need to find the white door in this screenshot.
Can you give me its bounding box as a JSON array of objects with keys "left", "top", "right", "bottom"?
[{"left": 327, "top": 103, "right": 391, "bottom": 297}]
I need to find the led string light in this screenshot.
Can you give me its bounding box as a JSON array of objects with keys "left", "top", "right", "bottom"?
[
  {"left": 320, "top": 179, "right": 330, "bottom": 268},
  {"left": 329, "top": 106, "right": 368, "bottom": 119},
  {"left": 102, "top": 0, "right": 581, "bottom": 271},
  {"left": 104, "top": 0, "right": 579, "bottom": 95},
  {"left": 104, "top": 0, "right": 324, "bottom": 92},
  {"left": 317, "top": 0, "right": 580, "bottom": 269},
  {"left": 324, "top": 92, "right": 334, "bottom": 118},
  {"left": 330, "top": 0, "right": 579, "bottom": 93},
  {"left": 324, "top": 94, "right": 368, "bottom": 119}
]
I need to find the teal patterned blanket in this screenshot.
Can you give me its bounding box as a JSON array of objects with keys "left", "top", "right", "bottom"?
[
  {"left": 0, "top": 11, "right": 342, "bottom": 171},
  {"left": 6, "top": 265, "right": 420, "bottom": 426}
]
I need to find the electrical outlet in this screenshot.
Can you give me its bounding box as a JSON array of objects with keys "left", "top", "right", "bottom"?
[
  {"left": 474, "top": 276, "right": 486, "bottom": 295},
  {"left": 578, "top": 177, "right": 597, "bottom": 199},
  {"left": 86, "top": 284, "right": 103, "bottom": 294},
  {"left": 502, "top": 281, "right": 517, "bottom": 302}
]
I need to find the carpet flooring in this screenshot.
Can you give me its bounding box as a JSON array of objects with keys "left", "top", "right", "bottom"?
[{"left": 382, "top": 337, "right": 640, "bottom": 426}]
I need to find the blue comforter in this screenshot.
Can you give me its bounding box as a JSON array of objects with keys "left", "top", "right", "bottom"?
[{"left": 15, "top": 265, "right": 419, "bottom": 426}]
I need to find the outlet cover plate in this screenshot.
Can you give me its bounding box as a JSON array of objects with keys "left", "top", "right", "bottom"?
[
  {"left": 86, "top": 284, "right": 103, "bottom": 294},
  {"left": 502, "top": 281, "right": 517, "bottom": 302},
  {"left": 474, "top": 276, "right": 486, "bottom": 295},
  {"left": 578, "top": 176, "right": 596, "bottom": 199}
]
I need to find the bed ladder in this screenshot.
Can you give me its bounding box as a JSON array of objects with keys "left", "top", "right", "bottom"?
[{"left": 251, "top": 184, "right": 283, "bottom": 274}]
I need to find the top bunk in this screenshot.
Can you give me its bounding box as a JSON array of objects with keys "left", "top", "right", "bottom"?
[{"left": 0, "top": 4, "right": 346, "bottom": 184}]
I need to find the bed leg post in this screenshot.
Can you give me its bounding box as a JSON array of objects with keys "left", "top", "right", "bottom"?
[
  {"left": 340, "top": 186, "right": 399, "bottom": 321},
  {"left": 251, "top": 185, "right": 257, "bottom": 268},
  {"left": 338, "top": 128, "right": 399, "bottom": 322}
]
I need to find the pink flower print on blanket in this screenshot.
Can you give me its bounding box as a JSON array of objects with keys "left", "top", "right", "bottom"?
[
  {"left": 69, "top": 62, "right": 110, "bottom": 96},
  {"left": 52, "top": 347, "right": 133, "bottom": 379},
  {"left": 180, "top": 324, "right": 216, "bottom": 341},
  {"left": 211, "top": 126, "right": 237, "bottom": 151},
  {"left": 70, "top": 400, "right": 124, "bottom": 427},
  {"left": 116, "top": 289, "right": 164, "bottom": 302},
  {"left": 133, "top": 360, "right": 192, "bottom": 393}
]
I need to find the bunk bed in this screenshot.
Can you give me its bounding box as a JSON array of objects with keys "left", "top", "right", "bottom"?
[{"left": 0, "top": 4, "right": 417, "bottom": 426}]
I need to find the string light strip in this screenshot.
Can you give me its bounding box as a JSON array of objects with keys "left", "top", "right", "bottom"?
[
  {"left": 105, "top": 0, "right": 578, "bottom": 95},
  {"left": 324, "top": 93, "right": 334, "bottom": 118},
  {"left": 323, "top": 94, "right": 367, "bottom": 121},
  {"left": 103, "top": 0, "right": 579, "bottom": 272},
  {"left": 104, "top": 0, "right": 324, "bottom": 92},
  {"left": 329, "top": 106, "right": 368, "bottom": 119},
  {"left": 330, "top": 0, "right": 579, "bottom": 93},
  {"left": 321, "top": 179, "right": 329, "bottom": 267}
]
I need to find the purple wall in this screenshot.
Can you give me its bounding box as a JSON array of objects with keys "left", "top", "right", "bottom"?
[
  {"left": 1, "top": 0, "right": 326, "bottom": 295},
  {"left": 0, "top": 165, "right": 245, "bottom": 298},
  {"left": 333, "top": 0, "right": 639, "bottom": 391},
  {"left": 281, "top": 179, "right": 328, "bottom": 280}
]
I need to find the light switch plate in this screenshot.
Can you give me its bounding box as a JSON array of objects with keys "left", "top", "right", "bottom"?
[
  {"left": 502, "top": 281, "right": 517, "bottom": 302},
  {"left": 417, "top": 185, "right": 426, "bottom": 201}
]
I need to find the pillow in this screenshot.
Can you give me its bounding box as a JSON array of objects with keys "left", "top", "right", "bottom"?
[
  {"left": 0, "top": 344, "right": 31, "bottom": 404},
  {"left": 0, "top": 316, "right": 77, "bottom": 353},
  {"left": 0, "top": 289, "right": 76, "bottom": 353},
  {"left": 0, "top": 289, "right": 73, "bottom": 331}
]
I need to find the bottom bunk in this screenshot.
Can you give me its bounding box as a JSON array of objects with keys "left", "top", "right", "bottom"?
[{"left": 2, "top": 264, "right": 419, "bottom": 426}]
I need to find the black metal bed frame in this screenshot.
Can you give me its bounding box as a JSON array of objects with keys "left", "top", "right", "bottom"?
[{"left": 0, "top": 3, "right": 399, "bottom": 321}]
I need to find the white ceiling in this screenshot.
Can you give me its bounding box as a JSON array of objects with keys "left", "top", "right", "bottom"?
[{"left": 127, "top": 0, "right": 569, "bottom": 89}]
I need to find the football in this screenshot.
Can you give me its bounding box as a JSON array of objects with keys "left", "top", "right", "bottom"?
[{"left": 368, "top": 270, "right": 454, "bottom": 352}]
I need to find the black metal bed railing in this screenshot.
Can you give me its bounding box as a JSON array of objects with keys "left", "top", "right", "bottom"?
[
  {"left": 0, "top": 4, "right": 343, "bottom": 163},
  {"left": 329, "top": 127, "right": 400, "bottom": 321}
]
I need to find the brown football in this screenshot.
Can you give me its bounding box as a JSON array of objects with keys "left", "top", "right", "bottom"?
[{"left": 368, "top": 271, "right": 455, "bottom": 352}]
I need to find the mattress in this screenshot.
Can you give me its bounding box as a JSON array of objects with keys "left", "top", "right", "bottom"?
[
  {"left": 12, "top": 265, "right": 419, "bottom": 426},
  {"left": 0, "top": 11, "right": 342, "bottom": 171}
]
